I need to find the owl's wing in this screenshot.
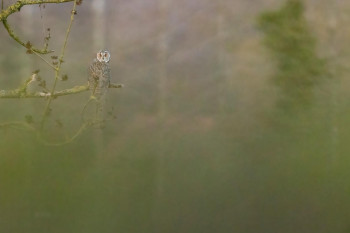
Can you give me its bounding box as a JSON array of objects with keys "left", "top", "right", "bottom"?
[
  {"left": 95, "top": 63, "right": 110, "bottom": 124},
  {"left": 87, "top": 61, "right": 110, "bottom": 122},
  {"left": 88, "top": 60, "right": 103, "bottom": 96}
]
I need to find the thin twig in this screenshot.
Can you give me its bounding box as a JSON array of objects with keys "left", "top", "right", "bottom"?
[
  {"left": 36, "top": 121, "right": 91, "bottom": 146},
  {"left": 40, "top": 0, "right": 77, "bottom": 129},
  {"left": 36, "top": 117, "right": 116, "bottom": 146},
  {"left": 0, "top": 119, "right": 103, "bottom": 146},
  {"left": 32, "top": 50, "right": 58, "bottom": 70}
]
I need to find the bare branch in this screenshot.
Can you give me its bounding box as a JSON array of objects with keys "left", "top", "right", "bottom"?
[
  {"left": 2, "top": 19, "right": 53, "bottom": 54},
  {"left": 40, "top": 0, "right": 77, "bottom": 128},
  {"left": 35, "top": 117, "right": 118, "bottom": 146},
  {"left": 0, "top": 121, "right": 36, "bottom": 131},
  {"left": 109, "top": 83, "right": 124, "bottom": 89},
  {"left": 0, "top": 0, "right": 74, "bottom": 54},
  {"left": 36, "top": 121, "right": 91, "bottom": 146},
  {"left": 0, "top": 83, "right": 123, "bottom": 99},
  {"left": 0, "top": 118, "right": 104, "bottom": 146},
  {"left": 0, "top": 0, "right": 74, "bottom": 20},
  {"left": 32, "top": 50, "right": 58, "bottom": 70}
]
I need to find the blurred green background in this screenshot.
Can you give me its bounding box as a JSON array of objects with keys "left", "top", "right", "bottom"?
[{"left": 1, "top": 0, "right": 350, "bottom": 232}]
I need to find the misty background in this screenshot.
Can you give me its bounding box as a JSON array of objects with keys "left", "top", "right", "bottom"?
[{"left": 1, "top": 0, "right": 350, "bottom": 232}]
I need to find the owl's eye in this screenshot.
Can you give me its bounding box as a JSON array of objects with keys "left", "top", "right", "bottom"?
[
  {"left": 97, "top": 52, "right": 103, "bottom": 62},
  {"left": 103, "top": 52, "right": 111, "bottom": 62}
]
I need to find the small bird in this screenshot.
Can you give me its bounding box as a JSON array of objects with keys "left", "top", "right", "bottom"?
[{"left": 88, "top": 50, "right": 111, "bottom": 123}]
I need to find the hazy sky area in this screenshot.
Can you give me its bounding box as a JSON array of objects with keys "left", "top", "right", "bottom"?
[{"left": 1, "top": 0, "right": 350, "bottom": 232}]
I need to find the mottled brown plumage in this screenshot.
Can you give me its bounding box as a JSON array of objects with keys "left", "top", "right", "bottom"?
[{"left": 88, "top": 50, "right": 111, "bottom": 122}]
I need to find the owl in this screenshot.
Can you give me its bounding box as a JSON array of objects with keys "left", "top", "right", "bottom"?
[
  {"left": 88, "top": 49, "right": 111, "bottom": 97},
  {"left": 88, "top": 50, "right": 111, "bottom": 122}
]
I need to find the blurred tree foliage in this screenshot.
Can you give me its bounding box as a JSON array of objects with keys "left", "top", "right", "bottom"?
[{"left": 257, "top": 0, "right": 327, "bottom": 111}]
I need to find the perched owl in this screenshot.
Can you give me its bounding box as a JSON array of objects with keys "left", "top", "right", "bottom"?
[
  {"left": 88, "top": 50, "right": 111, "bottom": 122},
  {"left": 88, "top": 50, "right": 111, "bottom": 97}
]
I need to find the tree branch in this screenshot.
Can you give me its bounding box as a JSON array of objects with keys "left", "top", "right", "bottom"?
[
  {"left": 2, "top": 19, "right": 53, "bottom": 54},
  {"left": 0, "top": 121, "right": 36, "bottom": 131},
  {"left": 0, "top": 0, "right": 74, "bottom": 54},
  {"left": 0, "top": 83, "right": 123, "bottom": 98},
  {"left": 41, "top": 0, "right": 77, "bottom": 126},
  {"left": 0, "top": 0, "right": 74, "bottom": 20}
]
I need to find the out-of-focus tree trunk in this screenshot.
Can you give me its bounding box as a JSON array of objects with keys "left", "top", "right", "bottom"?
[
  {"left": 326, "top": 4, "right": 339, "bottom": 166},
  {"left": 216, "top": 0, "right": 232, "bottom": 115},
  {"left": 153, "top": 0, "right": 169, "bottom": 231},
  {"left": 157, "top": 2, "right": 168, "bottom": 121},
  {"left": 91, "top": 0, "right": 107, "bottom": 158},
  {"left": 91, "top": 0, "right": 107, "bottom": 51},
  {"left": 216, "top": 1, "right": 225, "bottom": 114},
  {"left": 155, "top": 0, "right": 169, "bottom": 193}
]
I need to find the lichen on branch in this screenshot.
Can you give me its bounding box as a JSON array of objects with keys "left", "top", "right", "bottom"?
[
  {"left": 0, "top": 0, "right": 75, "bottom": 54},
  {"left": 0, "top": 82, "right": 123, "bottom": 98},
  {"left": 0, "top": 0, "right": 74, "bottom": 20}
]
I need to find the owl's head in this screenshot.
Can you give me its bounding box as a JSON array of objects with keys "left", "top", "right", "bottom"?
[{"left": 96, "top": 50, "right": 111, "bottom": 63}]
